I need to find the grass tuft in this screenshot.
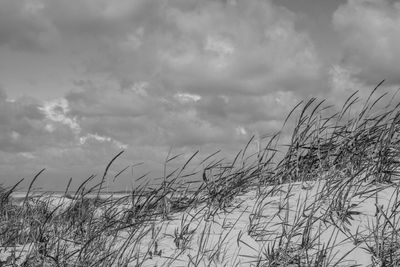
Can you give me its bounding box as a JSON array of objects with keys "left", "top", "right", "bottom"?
[{"left": 2, "top": 82, "right": 400, "bottom": 266}]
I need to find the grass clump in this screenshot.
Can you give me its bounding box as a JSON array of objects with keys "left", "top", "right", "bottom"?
[{"left": 2, "top": 82, "right": 400, "bottom": 266}]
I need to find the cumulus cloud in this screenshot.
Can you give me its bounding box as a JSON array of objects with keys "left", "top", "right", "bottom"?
[
  {"left": 0, "top": 94, "right": 84, "bottom": 155},
  {"left": 0, "top": 0, "right": 329, "bottom": 189},
  {"left": 333, "top": 0, "right": 400, "bottom": 85},
  {"left": 0, "top": 89, "right": 133, "bottom": 188},
  {"left": 43, "top": 0, "right": 321, "bottom": 151},
  {"left": 39, "top": 98, "right": 81, "bottom": 134},
  {"left": 0, "top": 86, "right": 126, "bottom": 159},
  {"left": 6, "top": 0, "right": 321, "bottom": 94}
]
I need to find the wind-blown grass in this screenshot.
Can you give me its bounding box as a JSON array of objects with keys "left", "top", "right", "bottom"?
[{"left": 1, "top": 81, "right": 400, "bottom": 266}]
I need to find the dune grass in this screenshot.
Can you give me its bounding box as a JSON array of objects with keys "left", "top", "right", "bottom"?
[{"left": 1, "top": 82, "right": 400, "bottom": 266}]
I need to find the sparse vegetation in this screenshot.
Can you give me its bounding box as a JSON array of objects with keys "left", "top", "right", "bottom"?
[{"left": 2, "top": 82, "right": 400, "bottom": 266}]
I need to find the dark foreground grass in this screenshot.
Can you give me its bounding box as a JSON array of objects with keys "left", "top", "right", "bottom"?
[{"left": 1, "top": 82, "right": 400, "bottom": 266}]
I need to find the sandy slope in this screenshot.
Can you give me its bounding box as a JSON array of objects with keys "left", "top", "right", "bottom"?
[
  {"left": 2, "top": 180, "right": 398, "bottom": 266},
  {"left": 134, "top": 181, "right": 380, "bottom": 266}
]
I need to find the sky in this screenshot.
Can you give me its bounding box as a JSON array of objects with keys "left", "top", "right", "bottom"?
[{"left": 1, "top": 0, "right": 400, "bottom": 191}]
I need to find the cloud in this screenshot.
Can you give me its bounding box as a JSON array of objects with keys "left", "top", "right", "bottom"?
[
  {"left": 0, "top": 87, "right": 126, "bottom": 157},
  {"left": 333, "top": 0, "right": 400, "bottom": 85},
  {"left": 79, "top": 133, "right": 127, "bottom": 150},
  {"left": 0, "top": 93, "right": 80, "bottom": 154},
  {"left": 39, "top": 98, "right": 81, "bottom": 134},
  {"left": 14, "top": 0, "right": 321, "bottom": 96},
  {"left": 54, "top": 0, "right": 322, "bottom": 148},
  {"left": 0, "top": 90, "right": 45, "bottom": 153},
  {"left": 0, "top": 89, "right": 133, "bottom": 189},
  {"left": 0, "top": 0, "right": 57, "bottom": 51},
  {"left": 0, "top": 0, "right": 328, "bottom": 189},
  {"left": 174, "top": 93, "right": 201, "bottom": 104},
  {"left": 155, "top": 1, "right": 322, "bottom": 96},
  {"left": 65, "top": 83, "right": 236, "bottom": 148}
]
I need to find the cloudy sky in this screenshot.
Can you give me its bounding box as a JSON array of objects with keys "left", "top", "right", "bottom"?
[{"left": 1, "top": 0, "right": 400, "bottom": 190}]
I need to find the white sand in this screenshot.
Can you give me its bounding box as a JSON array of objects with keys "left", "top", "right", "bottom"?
[{"left": 2, "top": 180, "right": 398, "bottom": 266}]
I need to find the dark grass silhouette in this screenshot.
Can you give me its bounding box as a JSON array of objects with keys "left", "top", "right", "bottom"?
[{"left": 1, "top": 81, "right": 400, "bottom": 266}]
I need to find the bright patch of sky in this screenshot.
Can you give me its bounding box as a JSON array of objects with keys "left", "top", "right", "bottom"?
[{"left": 39, "top": 98, "right": 81, "bottom": 134}]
